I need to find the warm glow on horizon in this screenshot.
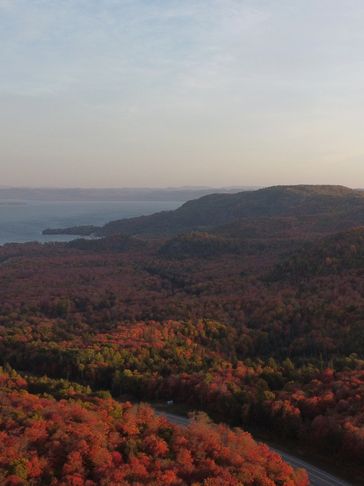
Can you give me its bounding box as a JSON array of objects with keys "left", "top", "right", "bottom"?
[{"left": 1, "top": 0, "right": 364, "bottom": 188}]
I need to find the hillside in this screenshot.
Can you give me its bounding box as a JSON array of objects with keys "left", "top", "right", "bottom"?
[
  {"left": 269, "top": 226, "right": 364, "bottom": 280},
  {"left": 0, "top": 369, "right": 308, "bottom": 485},
  {"left": 5, "top": 184, "right": 364, "bottom": 484},
  {"left": 159, "top": 232, "right": 243, "bottom": 258},
  {"left": 43, "top": 185, "right": 364, "bottom": 238},
  {"left": 67, "top": 234, "right": 146, "bottom": 252}
]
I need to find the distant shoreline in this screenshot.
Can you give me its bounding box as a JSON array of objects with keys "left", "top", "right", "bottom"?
[
  {"left": 0, "top": 201, "right": 26, "bottom": 206},
  {"left": 0, "top": 187, "right": 257, "bottom": 203}
]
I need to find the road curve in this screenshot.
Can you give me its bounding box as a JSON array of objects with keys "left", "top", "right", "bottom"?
[{"left": 155, "top": 410, "right": 352, "bottom": 486}]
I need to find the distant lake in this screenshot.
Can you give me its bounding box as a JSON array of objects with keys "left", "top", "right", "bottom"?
[{"left": 0, "top": 200, "right": 183, "bottom": 245}]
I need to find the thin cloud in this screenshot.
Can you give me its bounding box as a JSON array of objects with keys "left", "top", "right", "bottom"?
[{"left": 1, "top": 1, "right": 364, "bottom": 186}]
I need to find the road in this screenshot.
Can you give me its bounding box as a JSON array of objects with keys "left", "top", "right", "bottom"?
[{"left": 155, "top": 410, "right": 352, "bottom": 486}]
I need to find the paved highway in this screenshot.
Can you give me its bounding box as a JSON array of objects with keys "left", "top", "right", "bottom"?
[{"left": 155, "top": 410, "right": 352, "bottom": 486}]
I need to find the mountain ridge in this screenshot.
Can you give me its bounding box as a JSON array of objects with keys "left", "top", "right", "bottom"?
[{"left": 43, "top": 184, "right": 364, "bottom": 238}]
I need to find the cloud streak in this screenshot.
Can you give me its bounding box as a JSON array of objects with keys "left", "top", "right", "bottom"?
[{"left": 1, "top": 1, "right": 364, "bottom": 187}]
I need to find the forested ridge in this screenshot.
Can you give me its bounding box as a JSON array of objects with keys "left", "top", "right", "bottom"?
[
  {"left": 2, "top": 185, "right": 364, "bottom": 484},
  {"left": 44, "top": 185, "right": 364, "bottom": 237}
]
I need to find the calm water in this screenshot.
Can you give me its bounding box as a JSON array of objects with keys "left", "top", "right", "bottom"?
[{"left": 0, "top": 200, "right": 182, "bottom": 245}]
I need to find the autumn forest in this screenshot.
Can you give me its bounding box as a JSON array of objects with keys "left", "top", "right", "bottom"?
[{"left": 1, "top": 185, "right": 364, "bottom": 485}]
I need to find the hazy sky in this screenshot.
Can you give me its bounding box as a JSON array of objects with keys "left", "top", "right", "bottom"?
[{"left": 1, "top": 0, "right": 364, "bottom": 188}]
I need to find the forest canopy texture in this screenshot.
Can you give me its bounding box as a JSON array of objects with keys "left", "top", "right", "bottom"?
[{"left": 1, "top": 185, "right": 364, "bottom": 485}]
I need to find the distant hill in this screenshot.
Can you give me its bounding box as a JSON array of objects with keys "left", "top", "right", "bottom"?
[
  {"left": 159, "top": 231, "right": 242, "bottom": 258},
  {"left": 43, "top": 185, "right": 364, "bottom": 238},
  {"left": 269, "top": 227, "right": 364, "bottom": 280}
]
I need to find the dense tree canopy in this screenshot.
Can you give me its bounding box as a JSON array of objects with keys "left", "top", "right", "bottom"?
[
  {"left": 0, "top": 369, "right": 308, "bottom": 486},
  {"left": 1, "top": 197, "right": 364, "bottom": 483}
]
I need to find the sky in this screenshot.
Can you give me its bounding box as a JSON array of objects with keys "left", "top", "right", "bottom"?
[{"left": 1, "top": 0, "right": 364, "bottom": 188}]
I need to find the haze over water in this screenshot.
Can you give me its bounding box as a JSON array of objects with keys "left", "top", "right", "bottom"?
[{"left": 0, "top": 200, "right": 182, "bottom": 245}]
